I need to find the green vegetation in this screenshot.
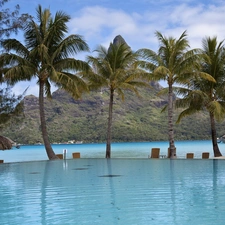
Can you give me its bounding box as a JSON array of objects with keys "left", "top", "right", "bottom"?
[
  {"left": 1, "top": 5, "right": 89, "bottom": 159},
  {"left": 1, "top": 3, "right": 225, "bottom": 160},
  {"left": 2, "top": 85, "right": 225, "bottom": 145},
  {"left": 86, "top": 35, "right": 149, "bottom": 158},
  {"left": 137, "top": 31, "right": 213, "bottom": 158},
  {"left": 0, "top": 86, "right": 25, "bottom": 125},
  {"left": 0, "top": 0, "right": 30, "bottom": 127},
  {"left": 176, "top": 37, "right": 225, "bottom": 156}
]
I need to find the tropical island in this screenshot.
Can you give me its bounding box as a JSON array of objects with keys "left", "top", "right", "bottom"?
[
  {"left": 1, "top": 3, "right": 225, "bottom": 159},
  {"left": 2, "top": 87, "right": 225, "bottom": 146}
]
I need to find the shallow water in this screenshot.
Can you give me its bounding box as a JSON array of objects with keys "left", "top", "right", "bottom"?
[
  {"left": 0, "top": 159, "right": 225, "bottom": 225},
  {"left": 1, "top": 140, "right": 225, "bottom": 163}
]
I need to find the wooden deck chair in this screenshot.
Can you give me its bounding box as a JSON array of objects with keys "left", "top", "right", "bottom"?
[
  {"left": 72, "top": 152, "right": 80, "bottom": 158},
  {"left": 186, "top": 153, "right": 194, "bottom": 159},
  {"left": 202, "top": 152, "right": 210, "bottom": 159},
  {"left": 150, "top": 148, "right": 160, "bottom": 158},
  {"left": 56, "top": 154, "right": 63, "bottom": 159}
]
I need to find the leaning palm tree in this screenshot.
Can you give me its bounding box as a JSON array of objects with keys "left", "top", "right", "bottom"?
[
  {"left": 137, "top": 31, "right": 212, "bottom": 159},
  {"left": 1, "top": 5, "right": 90, "bottom": 159},
  {"left": 86, "top": 35, "right": 148, "bottom": 158},
  {"left": 176, "top": 37, "right": 225, "bottom": 157}
]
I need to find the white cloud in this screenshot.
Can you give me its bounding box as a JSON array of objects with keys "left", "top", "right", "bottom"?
[
  {"left": 11, "top": 1, "right": 225, "bottom": 96},
  {"left": 69, "top": 6, "right": 160, "bottom": 51},
  {"left": 69, "top": 2, "right": 225, "bottom": 52},
  {"left": 12, "top": 80, "right": 59, "bottom": 97},
  {"left": 12, "top": 81, "right": 38, "bottom": 97},
  {"left": 69, "top": 6, "right": 140, "bottom": 49},
  {"left": 165, "top": 3, "right": 225, "bottom": 48}
]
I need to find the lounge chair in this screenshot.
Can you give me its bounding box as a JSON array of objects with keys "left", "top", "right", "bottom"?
[
  {"left": 72, "top": 152, "right": 80, "bottom": 158},
  {"left": 150, "top": 148, "right": 160, "bottom": 158},
  {"left": 186, "top": 153, "right": 194, "bottom": 159},
  {"left": 202, "top": 152, "right": 210, "bottom": 159},
  {"left": 56, "top": 154, "right": 63, "bottom": 159}
]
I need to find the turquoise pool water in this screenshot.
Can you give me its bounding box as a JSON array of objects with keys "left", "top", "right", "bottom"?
[{"left": 0, "top": 159, "right": 225, "bottom": 224}]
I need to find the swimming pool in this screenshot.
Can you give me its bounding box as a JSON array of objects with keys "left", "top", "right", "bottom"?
[{"left": 0, "top": 159, "right": 225, "bottom": 224}]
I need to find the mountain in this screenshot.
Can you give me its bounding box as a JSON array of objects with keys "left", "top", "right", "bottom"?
[{"left": 1, "top": 82, "right": 224, "bottom": 144}]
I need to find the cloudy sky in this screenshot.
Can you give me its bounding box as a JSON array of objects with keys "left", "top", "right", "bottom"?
[{"left": 6, "top": 0, "right": 225, "bottom": 96}]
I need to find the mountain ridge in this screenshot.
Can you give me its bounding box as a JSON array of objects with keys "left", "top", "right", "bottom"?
[{"left": 1, "top": 82, "right": 224, "bottom": 144}]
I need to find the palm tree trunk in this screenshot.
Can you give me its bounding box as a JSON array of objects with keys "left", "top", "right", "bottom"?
[
  {"left": 168, "top": 83, "right": 176, "bottom": 159},
  {"left": 106, "top": 89, "right": 114, "bottom": 158},
  {"left": 39, "top": 80, "right": 58, "bottom": 160},
  {"left": 210, "top": 112, "right": 222, "bottom": 157}
]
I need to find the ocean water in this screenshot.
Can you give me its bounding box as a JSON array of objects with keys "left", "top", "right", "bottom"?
[
  {"left": 0, "top": 159, "right": 225, "bottom": 225},
  {"left": 1, "top": 140, "right": 225, "bottom": 163}
]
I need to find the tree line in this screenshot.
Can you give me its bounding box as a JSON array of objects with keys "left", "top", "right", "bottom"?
[{"left": 1, "top": 2, "right": 225, "bottom": 159}]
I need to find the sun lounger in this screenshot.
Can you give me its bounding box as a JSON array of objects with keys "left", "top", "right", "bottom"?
[
  {"left": 202, "top": 152, "right": 210, "bottom": 159},
  {"left": 72, "top": 152, "right": 80, "bottom": 158},
  {"left": 150, "top": 148, "right": 160, "bottom": 158},
  {"left": 56, "top": 154, "right": 63, "bottom": 159},
  {"left": 186, "top": 153, "right": 194, "bottom": 159}
]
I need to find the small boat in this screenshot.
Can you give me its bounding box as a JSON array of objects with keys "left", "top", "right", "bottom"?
[{"left": 217, "top": 135, "right": 225, "bottom": 143}]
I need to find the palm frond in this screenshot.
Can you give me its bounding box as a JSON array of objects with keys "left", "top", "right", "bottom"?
[
  {"left": 206, "top": 101, "right": 225, "bottom": 121},
  {"left": 1, "top": 39, "right": 29, "bottom": 56},
  {"left": 176, "top": 107, "right": 199, "bottom": 124},
  {"left": 52, "top": 34, "right": 89, "bottom": 60}
]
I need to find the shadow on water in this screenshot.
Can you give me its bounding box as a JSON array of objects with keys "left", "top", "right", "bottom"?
[
  {"left": 96, "top": 159, "right": 122, "bottom": 224},
  {"left": 106, "top": 159, "right": 121, "bottom": 224},
  {"left": 40, "top": 161, "right": 50, "bottom": 225},
  {"left": 212, "top": 159, "right": 218, "bottom": 207}
]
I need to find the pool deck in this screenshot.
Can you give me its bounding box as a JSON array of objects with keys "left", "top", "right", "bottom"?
[{"left": 213, "top": 156, "right": 225, "bottom": 159}]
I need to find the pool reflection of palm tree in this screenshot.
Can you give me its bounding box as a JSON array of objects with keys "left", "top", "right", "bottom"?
[
  {"left": 213, "top": 160, "right": 219, "bottom": 207},
  {"left": 106, "top": 160, "right": 120, "bottom": 223}
]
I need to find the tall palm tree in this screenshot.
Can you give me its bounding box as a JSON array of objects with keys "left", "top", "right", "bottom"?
[
  {"left": 0, "top": 5, "right": 90, "bottom": 159},
  {"left": 176, "top": 37, "right": 225, "bottom": 157},
  {"left": 86, "top": 35, "right": 148, "bottom": 158},
  {"left": 137, "top": 31, "right": 212, "bottom": 158}
]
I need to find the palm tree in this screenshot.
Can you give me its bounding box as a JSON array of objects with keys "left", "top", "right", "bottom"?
[
  {"left": 176, "top": 37, "right": 225, "bottom": 157},
  {"left": 137, "top": 31, "right": 211, "bottom": 158},
  {"left": 0, "top": 5, "right": 90, "bottom": 159},
  {"left": 86, "top": 35, "right": 148, "bottom": 158}
]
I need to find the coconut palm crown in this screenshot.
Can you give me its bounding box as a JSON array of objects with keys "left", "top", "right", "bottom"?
[
  {"left": 0, "top": 5, "right": 90, "bottom": 159},
  {"left": 176, "top": 37, "right": 225, "bottom": 157},
  {"left": 86, "top": 35, "right": 148, "bottom": 158},
  {"left": 137, "top": 31, "right": 214, "bottom": 158}
]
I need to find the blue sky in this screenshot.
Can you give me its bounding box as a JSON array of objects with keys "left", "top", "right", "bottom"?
[{"left": 6, "top": 0, "right": 225, "bottom": 96}]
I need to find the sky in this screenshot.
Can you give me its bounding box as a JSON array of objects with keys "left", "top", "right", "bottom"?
[{"left": 5, "top": 0, "right": 225, "bottom": 96}]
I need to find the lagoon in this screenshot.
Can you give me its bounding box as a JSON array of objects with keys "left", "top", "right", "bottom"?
[{"left": 1, "top": 140, "right": 225, "bottom": 163}]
